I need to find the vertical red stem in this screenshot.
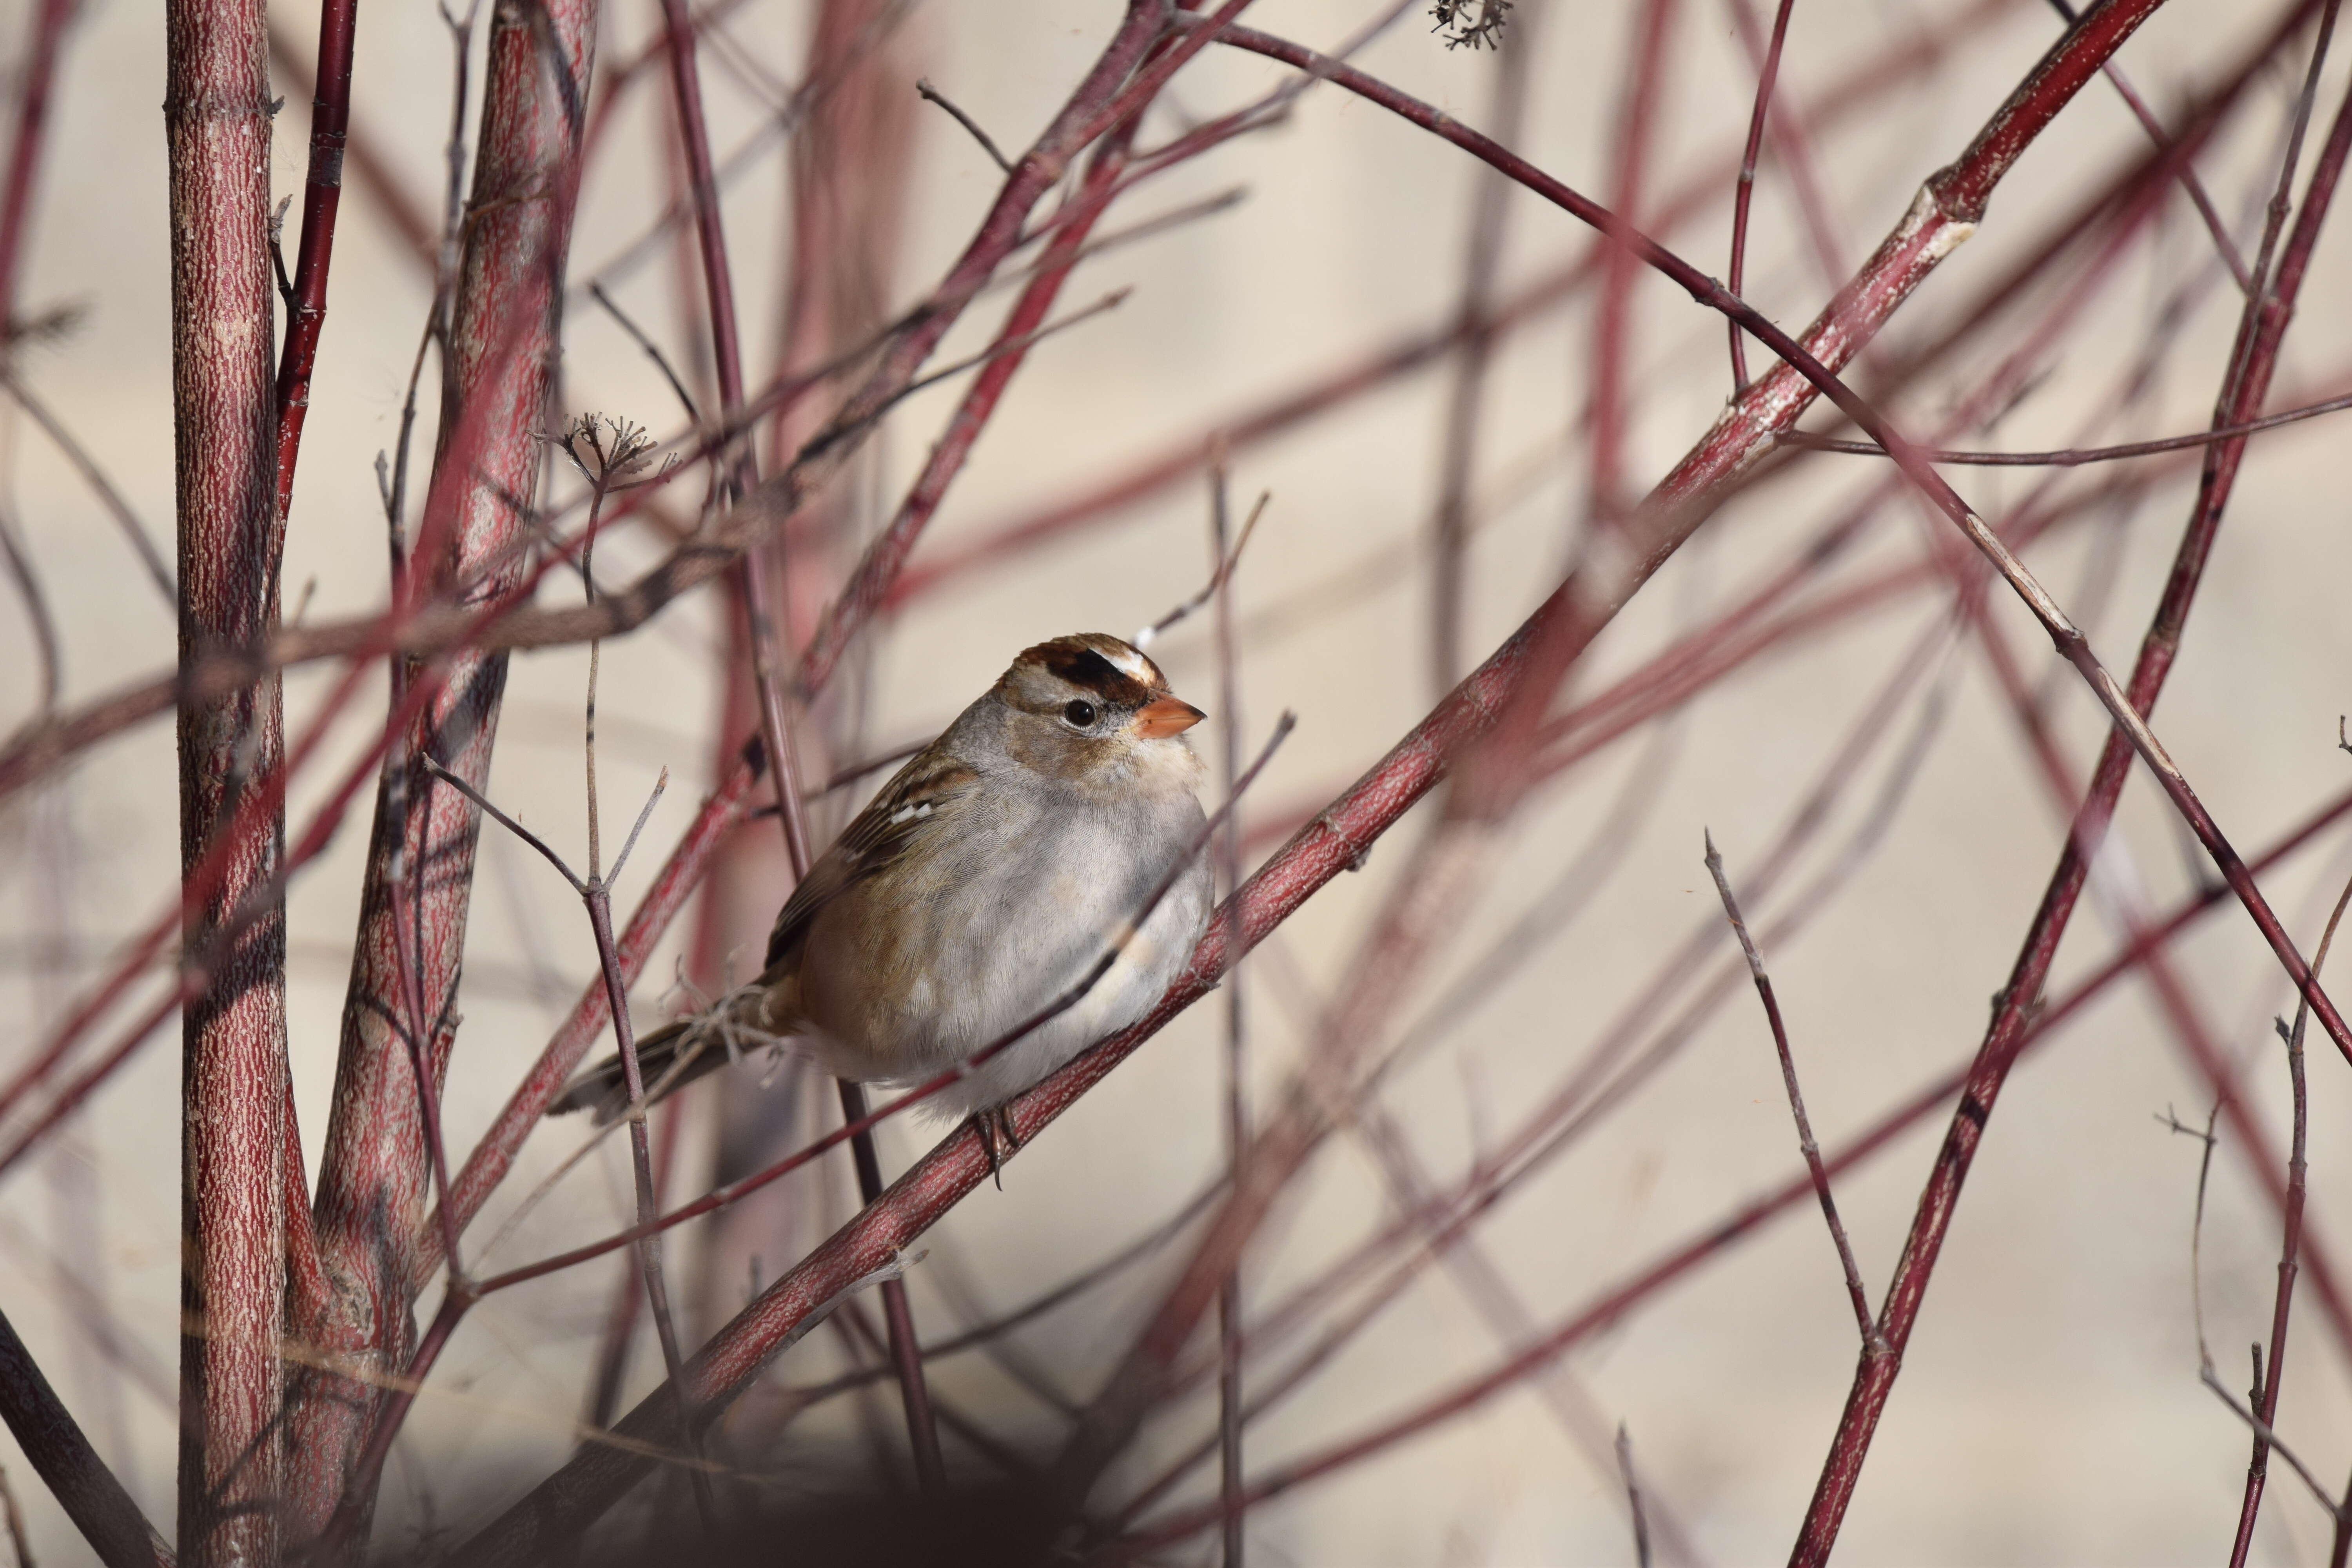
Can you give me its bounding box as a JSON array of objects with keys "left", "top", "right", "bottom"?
[
  {"left": 164, "top": 0, "right": 287, "bottom": 1556},
  {"left": 270, "top": 0, "right": 358, "bottom": 521}
]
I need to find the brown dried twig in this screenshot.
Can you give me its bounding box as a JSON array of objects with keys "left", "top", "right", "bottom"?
[{"left": 1703, "top": 831, "right": 1882, "bottom": 1355}]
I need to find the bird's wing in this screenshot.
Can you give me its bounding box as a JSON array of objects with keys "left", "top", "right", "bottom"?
[{"left": 762, "top": 747, "right": 981, "bottom": 973}]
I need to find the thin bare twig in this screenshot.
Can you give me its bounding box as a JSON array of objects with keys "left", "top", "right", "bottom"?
[
  {"left": 1134, "top": 482, "right": 1268, "bottom": 649},
  {"left": 1704, "top": 832, "right": 1882, "bottom": 1351},
  {"left": 2227, "top": 850, "right": 2352, "bottom": 1563},
  {"left": 379, "top": 761, "right": 713, "bottom": 1536},
  {"left": 588, "top": 281, "right": 704, "bottom": 433},
  {"left": 1779, "top": 387, "right": 2352, "bottom": 464},
  {"left": 2200, "top": 1363, "right": 2350, "bottom": 1524},
  {"left": 916, "top": 77, "right": 1014, "bottom": 173}
]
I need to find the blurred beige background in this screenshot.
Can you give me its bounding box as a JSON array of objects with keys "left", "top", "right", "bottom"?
[{"left": 2, "top": 0, "right": 2351, "bottom": 1561}]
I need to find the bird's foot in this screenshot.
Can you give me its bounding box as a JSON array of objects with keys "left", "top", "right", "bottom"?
[{"left": 971, "top": 1103, "right": 1024, "bottom": 1189}]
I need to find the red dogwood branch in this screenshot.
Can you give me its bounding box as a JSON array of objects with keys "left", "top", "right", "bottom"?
[
  {"left": 440, "top": 0, "right": 2224, "bottom": 1545},
  {"left": 269, "top": 0, "right": 358, "bottom": 522},
  {"left": 1790, "top": 15, "right": 2352, "bottom": 1559},
  {"left": 163, "top": 0, "right": 290, "bottom": 1558},
  {"left": 290, "top": 0, "right": 600, "bottom": 1539}
]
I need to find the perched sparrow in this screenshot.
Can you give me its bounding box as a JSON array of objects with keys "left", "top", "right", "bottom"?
[{"left": 553, "top": 633, "right": 1214, "bottom": 1152}]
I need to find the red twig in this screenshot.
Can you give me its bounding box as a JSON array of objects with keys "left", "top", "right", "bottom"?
[
  {"left": 163, "top": 0, "right": 290, "bottom": 1555},
  {"left": 269, "top": 0, "right": 358, "bottom": 523},
  {"left": 265, "top": 19, "right": 435, "bottom": 267}
]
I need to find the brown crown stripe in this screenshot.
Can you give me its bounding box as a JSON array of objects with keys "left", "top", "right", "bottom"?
[{"left": 1017, "top": 635, "right": 1165, "bottom": 707}]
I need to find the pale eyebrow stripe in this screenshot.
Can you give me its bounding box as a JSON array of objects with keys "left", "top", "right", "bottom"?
[{"left": 1102, "top": 642, "right": 1153, "bottom": 682}]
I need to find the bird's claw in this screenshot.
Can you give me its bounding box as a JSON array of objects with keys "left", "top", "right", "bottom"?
[{"left": 971, "top": 1104, "right": 1024, "bottom": 1189}]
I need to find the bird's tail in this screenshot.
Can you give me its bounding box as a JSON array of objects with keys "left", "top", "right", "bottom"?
[{"left": 549, "top": 979, "right": 791, "bottom": 1125}]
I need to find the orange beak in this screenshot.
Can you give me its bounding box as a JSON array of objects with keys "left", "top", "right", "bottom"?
[{"left": 1132, "top": 695, "right": 1206, "bottom": 739}]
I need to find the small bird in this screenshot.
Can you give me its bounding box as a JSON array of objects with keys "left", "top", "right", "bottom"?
[{"left": 552, "top": 633, "right": 1214, "bottom": 1160}]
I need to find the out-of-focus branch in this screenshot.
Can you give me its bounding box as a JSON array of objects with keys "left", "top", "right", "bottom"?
[
  {"left": 0, "top": 0, "right": 2016, "bottom": 803},
  {"left": 0, "top": 1307, "right": 171, "bottom": 1568},
  {"left": 1427, "top": 0, "right": 1542, "bottom": 697},
  {"left": 0, "top": 0, "right": 73, "bottom": 319}
]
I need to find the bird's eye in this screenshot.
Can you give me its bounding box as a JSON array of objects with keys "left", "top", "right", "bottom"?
[{"left": 1062, "top": 699, "right": 1098, "bottom": 729}]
